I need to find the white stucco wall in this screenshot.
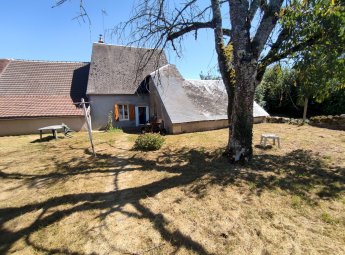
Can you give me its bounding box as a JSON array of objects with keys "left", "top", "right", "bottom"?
[
  {"left": 170, "top": 117, "right": 266, "bottom": 134},
  {"left": 0, "top": 116, "right": 86, "bottom": 136},
  {"left": 89, "top": 94, "right": 150, "bottom": 130}
]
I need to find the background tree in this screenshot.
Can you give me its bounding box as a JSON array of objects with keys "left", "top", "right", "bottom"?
[
  {"left": 320, "top": 88, "right": 345, "bottom": 115},
  {"left": 256, "top": 65, "right": 297, "bottom": 111},
  {"left": 283, "top": 0, "right": 345, "bottom": 122},
  {"left": 257, "top": 0, "right": 344, "bottom": 121},
  {"left": 256, "top": 62, "right": 345, "bottom": 119},
  {"left": 295, "top": 53, "right": 345, "bottom": 122},
  {"left": 199, "top": 71, "right": 221, "bottom": 80}
]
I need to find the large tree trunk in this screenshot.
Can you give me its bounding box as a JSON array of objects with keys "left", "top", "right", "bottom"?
[
  {"left": 209, "top": 0, "right": 283, "bottom": 162},
  {"left": 227, "top": 0, "right": 257, "bottom": 162},
  {"left": 227, "top": 62, "right": 257, "bottom": 161}
]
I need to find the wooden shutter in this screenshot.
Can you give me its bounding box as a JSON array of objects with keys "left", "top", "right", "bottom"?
[
  {"left": 129, "top": 105, "right": 135, "bottom": 121},
  {"left": 114, "top": 104, "right": 119, "bottom": 121}
]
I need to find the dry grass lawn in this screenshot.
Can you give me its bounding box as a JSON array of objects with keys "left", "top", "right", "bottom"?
[{"left": 0, "top": 123, "right": 344, "bottom": 255}]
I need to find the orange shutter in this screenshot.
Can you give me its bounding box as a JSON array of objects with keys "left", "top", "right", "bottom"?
[
  {"left": 114, "top": 104, "right": 119, "bottom": 121},
  {"left": 129, "top": 104, "right": 135, "bottom": 121}
]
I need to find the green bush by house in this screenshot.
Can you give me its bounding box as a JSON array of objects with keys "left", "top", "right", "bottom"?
[{"left": 134, "top": 133, "right": 165, "bottom": 151}]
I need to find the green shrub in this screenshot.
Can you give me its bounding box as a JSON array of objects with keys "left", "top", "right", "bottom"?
[
  {"left": 133, "top": 133, "right": 165, "bottom": 151},
  {"left": 105, "top": 111, "right": 123, "bottom": 132},
  {"left": 107, "top": 126, "right": 123, "bottom": 133},
  {"left": 105, "top": 111, "right": 114, "bottom": 131}
]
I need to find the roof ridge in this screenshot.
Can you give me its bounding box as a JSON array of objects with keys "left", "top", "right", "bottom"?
[
  {"left": 187, "top": 79, "right": 222, "bottom": 81},
  {"left": 9, "top": 59, "right": 90, "bottom": 64},
  {"left": 150, "top": 64, "right": 175, "bottom": 75},
  {"left": 93, "top": 42, "right": 163, "bottom": 51}
]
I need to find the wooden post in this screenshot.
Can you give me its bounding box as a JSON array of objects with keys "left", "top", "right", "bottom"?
[
  {"left": 81, "top": 98, "right": 96, "bottom": 156},
  {"left": 86, "top": 105, "right": 92, "bottom": 130}
]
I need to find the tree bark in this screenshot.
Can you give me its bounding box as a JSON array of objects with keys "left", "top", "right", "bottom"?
[
  {"left": 228, "top": 62, "right": 257, "bottom": 161},
  {"left": 226, "top": 0, "right": 257, "bottom": 162},
  {"left": 303, "top": 97, "right": 308, "bottom": 122}
]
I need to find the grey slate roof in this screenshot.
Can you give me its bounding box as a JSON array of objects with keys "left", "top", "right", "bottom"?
[
  {"left": 87, "top": 43, "right": 168, "bottom": 95},
  {"left": 0, "top": 59, "right": 90, "bottom": 118},
  {"left": 150, "top": 64, "right": 269, "bottom": 124}
]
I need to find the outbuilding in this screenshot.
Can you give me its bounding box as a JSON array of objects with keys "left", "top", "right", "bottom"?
[
  {"left": 148, "top": 64, "right": 269, "bottom": 134},
  {"left": 0, "top": 59, "right": 89, "bottom": 136}
]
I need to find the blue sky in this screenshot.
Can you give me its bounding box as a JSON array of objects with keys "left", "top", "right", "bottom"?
[{"left": 0, "top": 0, "right": 219, "bottom": 79}]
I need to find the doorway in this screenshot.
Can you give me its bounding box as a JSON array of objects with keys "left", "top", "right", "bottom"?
[{"left": 135, "top": 106, "right": 149, "bottom": 126}]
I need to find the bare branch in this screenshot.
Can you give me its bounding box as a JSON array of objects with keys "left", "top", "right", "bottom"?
[
  {"left": 251, "top": 0, "right": 284, "bottom": 58},
  {"left": 259, "top": 28, "right": 289, "bottom": 65},
  {"left": 167, "top": 21, "right": 213, "bottom": 40},
  {"left": 248, "top": 0, "right": 260, "bottom": 22},
  {"left": 113, "top": 0, "right": 233, "bottom": 56},
  {"left": 53, "top": 0, "right": 91, "bottom": 25},
  {"left": 52, "top": 0, "right": 68, "bottom": 7},
  {"left": 211, "top": 0, "right": 234, "bottom": 97},
  {"left": 260, "top": 30, "right": 322, "bottom": 69},
  {"left": 167, "top": 21, "right": 231, "bottom": 41},
  {"left": 256, "top": 28, "right": 323, "bottom": 84}
]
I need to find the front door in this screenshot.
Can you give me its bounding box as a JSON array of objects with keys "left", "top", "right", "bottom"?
[
  {"left": 135, "top": 106, "right": 149, "bottom": 126},
  {"left": 138, "top": 107, "right": 147, "bottom": 125}
]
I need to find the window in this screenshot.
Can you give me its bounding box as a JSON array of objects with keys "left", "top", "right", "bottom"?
[{"left": 118, "top": 104, "right": 129, "bottom": 121}]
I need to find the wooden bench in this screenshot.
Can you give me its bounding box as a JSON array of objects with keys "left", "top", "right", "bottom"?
[{"left": 260, "top": 133, "right": 281, "bottom": 148}]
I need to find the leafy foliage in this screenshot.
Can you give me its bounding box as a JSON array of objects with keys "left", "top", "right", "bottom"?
[
  {"left": 199, "top": 71, "right": 221, "bottom": 80},
  {"left": 258, "top": 0, "right": 345, "bottom": 118},
  {"left": 258, "top": 65, "right": 345, "bottom": 117},
  {"left": 254, "top": 83, "right": 266, "bottom": 107},
  {"left": 316, "top": 88, "right": 345, "bottom": 115},
  {"left": 282, "top": 0, "right": 345, "bottom": 101},
  {"left": 295, "top": 53, "right": 345, "bottom": 105},
  {"left": 105, "top": 111, "right": 114, "bottom": 131},
  {"left": 133, "top": 133, "right": 165, "bottom": 151},
  {"left": 105, "top": 111, "right": 123, "bottom": 132},
  {"left": 279, "top": 0, "right": 345, "bottom": 59},
  {"left": 256, "top": 65, "right": 299, "bottom": 113}
]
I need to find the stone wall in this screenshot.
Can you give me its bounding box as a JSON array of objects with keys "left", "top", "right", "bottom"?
[
  {"left": 309, "top": 115, "right": 345, "bottom": 130},
  {"left": 266, "top": 115, "right": 345, "bottom": 130}
]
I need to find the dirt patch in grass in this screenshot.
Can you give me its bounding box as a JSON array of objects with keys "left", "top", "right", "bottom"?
[{"left": 0, "top": 124, "right": 344, "bottom": 254}]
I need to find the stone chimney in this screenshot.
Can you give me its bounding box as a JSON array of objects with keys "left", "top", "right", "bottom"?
[{"left": 98, "top": 34, "right": 104, "bottom": 43}]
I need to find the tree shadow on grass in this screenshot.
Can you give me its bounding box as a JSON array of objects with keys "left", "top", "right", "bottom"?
[
  {"left": 193, "top": 149, "right": 344, "bottom": 202},
  {"left": 30, "top": 135, "right": 66, "bottom": 143},
  {"left": 309, "top": 123, "right": 345, "bottom": 131},
  {"left": 0, "top": 147, "right": 344, "bottom": 254}
]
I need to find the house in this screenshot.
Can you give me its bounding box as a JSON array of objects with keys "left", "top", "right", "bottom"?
[
  {"left": 0, "top": 42, "right": 269, "bottom": 136},
  {"left": 87, "top": 42, "right": 269, "bottom": 134},
  {"left": 0, "top": 59, "right": 89, "bottom": 136},
  {"left": 86, "top": 43, "right": 167, "bottom": 129}
]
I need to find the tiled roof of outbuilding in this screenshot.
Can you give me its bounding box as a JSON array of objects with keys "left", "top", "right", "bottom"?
[
  {"left": 87, "top": 43, "right": 168, "bottom": 95},
  {"left": 0, "top": 59, "right": 90, "bottom": 119},
  {"left": 0, "top": 59, "right": 10, "bottom": 74},
  {"left": 0, "top": 95, "right": 84, "bottom": 118}
]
